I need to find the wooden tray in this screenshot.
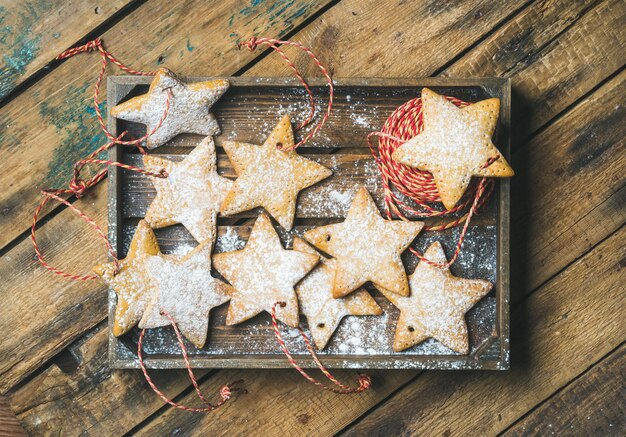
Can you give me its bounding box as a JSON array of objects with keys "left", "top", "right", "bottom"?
[{"left": 106, "top": 76, "right": 510, "bottom": 370}]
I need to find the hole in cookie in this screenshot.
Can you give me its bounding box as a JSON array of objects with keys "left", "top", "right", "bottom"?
[
  {"left": 317, "top": 323, "right": 325, "bottom": 328},
  {"left": 325, "top": 235, "right": 331, "bottom": 242},
  {"left": 408, "top": 326, "right": 415, "bottom": 332},
  {"left": 276, "top": 142, "right": 283, "bottom": 149}
]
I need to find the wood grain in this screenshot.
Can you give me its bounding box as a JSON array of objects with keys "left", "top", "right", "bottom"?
[
  {"left": 0, "top": 0, "right": 133, "bottom": 100},
  {"left": 2, "top": 0, "right": 625, "bottom": 433},
  {"left": 245, "top": 0, "right": 528, "bottom": 78},
  {"left": 130, "top": 221, "right": 626, "bottom": 437},
  {"left": 0, "top": 0, "right": 333, "bottom": 250},
  {"left": 443, "top": 0, "right": 626, "bottom": 139},
  {"left": 0, "top": 396, "right": 26, "bottom": 437},
  {"left": 503, "top": 344, "right": 626, "bottom": 436},
  {"left": 0, "top": 0, "right": 520, "bottom": 393},
  {"left": 0, "top": 183, "right": 109, "bottom": 394},
  {"left": 7, "top": 70, "right": 621, "bottom": 432},
  {"left": 510, "top": 69, "right": 625, "bottom": 297},
  {"left": 8, "top": 325, "right": 210, "bottom": 437},
  {"left": 341, "top": 226, "right": 625, "bottom": 437}
]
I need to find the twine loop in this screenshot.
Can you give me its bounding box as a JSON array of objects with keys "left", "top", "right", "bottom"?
[
  {"left": 270, "top": 302, "right": 372, "bottom": 395},
  {"left": 369, "top": 95, "right": 497, "bottom": 269},
  {"left": 138, "top": 311, "right": 242, "bottom": 412},
  {"left": 68, "top": 178, "right": 89, "bottom": 198},
  {"left": 56, "top": 38, "right": 102, "bottom": 59},
  {"left": 237, "top": 37, "right": 333, "bottom": 149},
  {"left": 238, "top": 36, "right": 258, "bottom": 51},
  {"left": 31, "top": 39, "right": 171, "bottom": 281}
]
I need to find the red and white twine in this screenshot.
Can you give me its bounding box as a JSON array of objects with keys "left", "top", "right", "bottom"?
[
  {"left": 138, "top": 311, "right": 241, "bottom": 412},
  {"left": 239, "top": 37, "right": 333, "bottom": 149},
  {"left": 271, "top": 303, "right": 371, "bottom": 394},
  {"left": 368, "top": 96, "right": 497, "bottom": 268},
  {"left": 32, "top": 39, "right": 233, "bottom": 412},
  {"left": 31, "top": 35, "right": 499, "bottom": 405}
]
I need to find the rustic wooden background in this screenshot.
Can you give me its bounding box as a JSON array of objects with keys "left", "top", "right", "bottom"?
[{"left": 0, "top": 0, "right": 624, "bottom": 435}]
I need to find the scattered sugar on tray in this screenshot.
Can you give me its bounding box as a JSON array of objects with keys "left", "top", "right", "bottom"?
[
  {"left": 216, "top": 227, "right": 246, "bottom": 252},
  {"left": 170, "top": 243, "right": 196, "bottom": 255}
]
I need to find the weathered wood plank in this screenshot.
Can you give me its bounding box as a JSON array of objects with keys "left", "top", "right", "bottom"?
[
  {"left": 0, "top": 396, "right": 26, "bottom": 437},
  {"left": 136, "top": 368, "right": 417, "bottom": 437},
  {"left": 340, "top": 226, "right": 625, "bottom": 437},
  {"left": 0, "top": 183, "right": 109, "bottom": 394},
  {"left": 9, "top": 321, "right": 415, "bottom": 437},
  {"left": 120, "top": 152, "right": 497, "bottom": 222},
  {"left": 444, "top": 0, "right": 625, "bottom": 140},
  {"left": 503, "top": 344, "right": 626, "bottom": 436},
  {"left": 129, "top": 221, "right": 626, "bottom": 436},
  {"left": 8, "top": 326, "right": 211, "bottom": 437},
  {"left": 7, "top": 71, "right": 622, "bottom": 433},
  {"left": 0, "top": 0, "right": 133, "bottom": 100},
  {"left": 245, "top": 0, "right": 528, "bottom": 78},
  {"left": 510, "top": 69, "right": 625, "bottom": 295},
  {"left": 0, "top": 0, "right": 333, "bottom": 250}
]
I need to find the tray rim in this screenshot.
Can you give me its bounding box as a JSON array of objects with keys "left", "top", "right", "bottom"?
[{"left": 107, "top": 76, "right": 511, "bottom": 370}]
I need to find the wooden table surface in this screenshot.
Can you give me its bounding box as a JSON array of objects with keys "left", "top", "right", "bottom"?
[{"left": 0, "top": 0, "right": 624, "bottom": 435}]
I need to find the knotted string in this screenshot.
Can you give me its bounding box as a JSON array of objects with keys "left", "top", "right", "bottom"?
[
  {"left": 32, "top": 39, "right": 172, "bottom": 280},
  {"left": 271, "top": 303, "right": 371, "bottom": 394},
  {"left": 239, "top": 37, "right": 333, "bottom": 150},
  {"left": 32, "top": 39, "right": 235, "bottom": 412},
  {"left": 238, "top": 36, "right": 371, "bottom": 394},
  {"left": 368, "top": 96, "right": 499, "bottom": 269},
  {"left": 138, "top": 311, "right": 242, "bottom": 412}
]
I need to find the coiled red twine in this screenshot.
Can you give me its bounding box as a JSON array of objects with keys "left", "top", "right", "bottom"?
[
  {"left": 32, "top": 39, "right": 233, "bottom": 412},
  {"left": 368, "top": 96, "right": 496, "bottom": 269}
]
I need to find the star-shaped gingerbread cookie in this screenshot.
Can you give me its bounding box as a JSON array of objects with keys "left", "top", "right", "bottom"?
[
  {"left": 93, "top": 220, "right": 160, "bottom": 336},
  {"left": 392, "top": 88, "right": 514, "bottom": 210},
  {"left": 220, "top": 115, "right": 333, "bottom": 230},
  {"left": 304, "top": 187, "right": 423, "bottom": 298},
  {"left": 212, "top": 213, "right": 319, "bottom": 327},
  {"left": 139, "top": 241, "right": 233, "bottom": 348},
  {"left": 380, "top": 241, "right": 493, "bottom": 354},
  {"left": 143, "top": 136, "right": 232, "bottom": 244},
  {"left": 293, "top": 238, "right": 382, "bottom": 349},
  {"left": 111, "top": 68, "right": 229, "bottom": 149}
]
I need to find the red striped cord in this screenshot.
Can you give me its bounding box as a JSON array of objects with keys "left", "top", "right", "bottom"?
[
  {"left": 368, "top": 95, "right": 500, "bottom": 269},
  {"left": 33, "top": 39, "right": 174, "bottom": 280},
  {"left": 270, "top": 302, "right": 371, "bottom": 394},
  {"left": 138, "top": 311, "right": 241, "bottom": 412},
  {"left": 239, "top": 37, "right": 333, "bottom": 150}
]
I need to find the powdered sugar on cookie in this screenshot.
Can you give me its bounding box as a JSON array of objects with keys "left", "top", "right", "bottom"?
[
  {"left": 293, "top": 237, "right": 382, "bottom": 349},
  {"left": 140, "top": 241, "right": 232, "bottom": 348},
  {"left": 213, "top": 213, "right": 319, "bottom": 328},
  {"left": 110, "top": 68, "right": 229, "bottom": 149}
]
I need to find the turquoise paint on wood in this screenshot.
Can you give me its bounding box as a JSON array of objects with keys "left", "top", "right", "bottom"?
[
  {"left": 0, "top": 1, "right": 54, "bottom": 100},
  {"left": 39, "top": 83, "right": 107, "bottom": 189}
]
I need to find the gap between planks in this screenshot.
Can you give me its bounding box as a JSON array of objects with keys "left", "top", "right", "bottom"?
[{"left": 2, "top": 0, "right": 620, "bottom": 430}]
